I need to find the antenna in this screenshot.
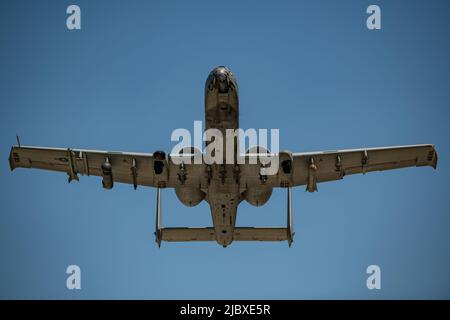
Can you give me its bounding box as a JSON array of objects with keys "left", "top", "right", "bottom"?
[{"left": 16, "top": 134, "right": 21, "bottom": 147}]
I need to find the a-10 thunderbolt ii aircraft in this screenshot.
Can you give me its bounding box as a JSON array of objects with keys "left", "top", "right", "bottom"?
[{"left": 9, "top": 66, "right": 438, "bottom": 247}]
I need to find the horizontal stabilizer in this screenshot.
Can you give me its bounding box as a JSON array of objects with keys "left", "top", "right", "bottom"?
[
  {"left": 234, "top": 227, "right": 290, "bottom": 241},
  {"left": 159, "top": 227, "right": 290, "bottom": 242},
  {"left": 161, "top": 227, "right": 215, "bottom": 242}
]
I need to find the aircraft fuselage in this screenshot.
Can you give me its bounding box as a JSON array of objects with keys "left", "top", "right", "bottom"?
[{"left": 204, "top": 66, "right": 241, "bottom": 247}]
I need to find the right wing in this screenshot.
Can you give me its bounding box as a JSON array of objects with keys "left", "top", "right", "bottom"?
[{"left": 289, "top": 144, "right": 438, "bottom": 191}]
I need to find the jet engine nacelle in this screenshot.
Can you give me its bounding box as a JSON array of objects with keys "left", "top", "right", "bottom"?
[
  {"left": 175, "top": 186, "right": 205, "bottom": 207},
  {"left": 244, "top": 186, "right": 273, "bottom": 207}
]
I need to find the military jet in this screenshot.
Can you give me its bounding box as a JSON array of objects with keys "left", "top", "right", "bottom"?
[{"left": 8, "top": 66, "right": 438, "bottom": 247}]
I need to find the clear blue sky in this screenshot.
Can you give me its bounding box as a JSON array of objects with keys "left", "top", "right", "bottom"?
[{"left": 1, "top": 0, "right": 449, "bottom": 299}]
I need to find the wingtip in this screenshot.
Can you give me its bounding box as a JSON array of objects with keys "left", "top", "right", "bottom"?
[
  {"left": 429, "top": 145, "right": 438, "bottom": 170},
  {"left": 432, "top": 150, "right": 438, "bottom": 170},
  {"left": 154, "top": 231, "right": 162, "bottom": 248},
  {"left": 8, "top": 146, "right": 16, "bottom": 171}
]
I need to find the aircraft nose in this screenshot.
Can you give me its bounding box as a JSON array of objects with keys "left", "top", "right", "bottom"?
[
  {"left": 214, "top": 67, "right": 228, "bottom": 81},
  {"left": 212, "top": 66, "right": 230, "bottom": 92}
]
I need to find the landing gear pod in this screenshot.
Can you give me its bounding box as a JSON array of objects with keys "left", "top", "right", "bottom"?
[
  {"left": 101, "top": 158, "right": 113, "bottom": 189},
  {"left": 278, "top": 151, "right": 293, "bottom": 188},
  {"left": 153, "top": 150, "right": 169, "bottom": 188},
  {"left": 153, "top": 151, "right": 165, "bottom": 174}
]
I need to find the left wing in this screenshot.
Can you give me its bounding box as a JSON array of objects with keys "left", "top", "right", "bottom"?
[
  {"left": 288, "top": 144, "right": 438, "bottom": 191},
  {"left": 8, "top": 145, "right": 202, "bottom": 189}
]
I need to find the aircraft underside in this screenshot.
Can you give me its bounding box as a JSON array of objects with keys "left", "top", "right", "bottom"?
[{"left": 8, "top": 66, "right": 438, "bottom": 247}]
